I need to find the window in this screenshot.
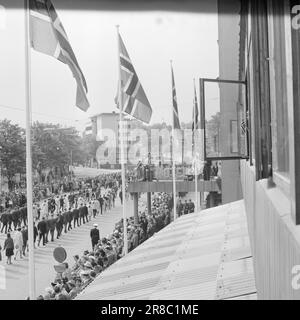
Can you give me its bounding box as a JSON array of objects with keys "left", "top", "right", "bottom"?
[
  {"left": 267, "top": 0, "right": 289, "bottom": 177},
  {"left": 248, "top": 0, "right": 272, "bottom": 180},
  {"left": 290, "top": 0, "right": 300, "bottom": 223},
  {"left": 199, "top": 78, "right": 248, "bottom": 161}
]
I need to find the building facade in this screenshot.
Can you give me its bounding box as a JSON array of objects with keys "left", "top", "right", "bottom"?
[
  {"left": 212, "top": 0, "right": 300, "bottom": 299},
  {"left": 90, "top": 112, "right": 141, "bottom": 168}
]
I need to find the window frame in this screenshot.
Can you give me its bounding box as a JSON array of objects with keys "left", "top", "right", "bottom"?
[
  {"left": 199, "top": 77, "right": 249, "bottom": 162},
  {"left": 266, "top": 0, "right": 291, "bottom": 198},
  {"left": 289, "top": 0, "right": 300, "bottom": 224}
]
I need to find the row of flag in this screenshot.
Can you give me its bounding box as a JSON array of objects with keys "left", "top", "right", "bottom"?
[
  {"left": 29, "top": 0, "right": 248, "bottom": 136},
  {"left": 29, "top": 0, "right": 153, "bottom": 122},
  {"left": 28, "top": 0, "right": 202, "bottom": 131}
]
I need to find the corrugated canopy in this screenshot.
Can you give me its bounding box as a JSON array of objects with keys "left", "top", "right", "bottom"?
[{"left": 76, "top": 200, "right": 256, "bottom": 300}]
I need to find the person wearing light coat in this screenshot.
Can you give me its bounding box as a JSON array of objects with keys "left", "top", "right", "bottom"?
[{"left": 14, "top": 227, "right": 23, "bottom": 260}]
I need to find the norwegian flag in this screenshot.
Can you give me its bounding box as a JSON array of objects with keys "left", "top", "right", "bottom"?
[
  {"left": 192, "top": 81, "right": 199, "bottom": 133},
  {"left": 30, "top": 0, "right": 89, "bottom": 111},
  {"left": 115, "top": 33, "right": 152, "bottom": 124},
  {"left": 171, "top": 65, "right": 181, "bottom": 129}
]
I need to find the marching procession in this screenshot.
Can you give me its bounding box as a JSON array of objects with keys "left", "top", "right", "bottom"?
[
  {"left": 37, "top": 191, "right": 173, "bottom": 300},
  {"left": 0, "top": 169, "right": 193, "bottom": 299},
  {"left": 0, "top": 173, "right": 120, "bottom": 255}
]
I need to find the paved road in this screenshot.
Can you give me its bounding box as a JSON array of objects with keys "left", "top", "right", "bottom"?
[{"left": 0, "top": 195, "right": 141, "bottom": 300}]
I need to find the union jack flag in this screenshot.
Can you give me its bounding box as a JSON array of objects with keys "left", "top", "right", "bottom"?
[
  {"left": 192, "top": 81, "right": 199, "bottom": 133},
  {"left": 171, "top": 65, "right": 181, "bottom": 129},
  {"left": 29, "top": 0, "right": 89, "bottom": 112},
  {"left": 192, "top": 80, "right": 199, "bottom": 152},
  {"left": 116, "top": 33, "right": 152, "bottom": 124}
]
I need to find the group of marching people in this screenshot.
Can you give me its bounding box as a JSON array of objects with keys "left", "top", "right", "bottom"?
[
  {"left": 0, "top": 175, "right": 120, "bottom": 265},
  {"left": 38, "top": 192, "right": 173, "bottom": 300}
]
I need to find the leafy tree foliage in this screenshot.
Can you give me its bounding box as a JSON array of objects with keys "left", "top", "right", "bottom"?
[
  {"left": 0, "top": 120, "right": 26, "bottom": 189},
  {"left": 0, "top": 120, "right": 98, "bottom": 188}
]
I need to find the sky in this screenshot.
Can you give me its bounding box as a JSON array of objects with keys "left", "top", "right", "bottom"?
[{"left": 0, "top": 0, "right": 219, "bottom": 132}]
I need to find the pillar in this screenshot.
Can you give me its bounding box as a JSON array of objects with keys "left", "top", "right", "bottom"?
[
  {"left": 147, "top": 192, "right": 151, "bottom": 215},
  {"left": 133, "top": 192, "right": 139, "bottom": 225},
  {"left": 208, "top": 192, "right": 215, "bottom": 208},
  {"left": 199, "top": 191, "right": 204, "bottom": 209}
]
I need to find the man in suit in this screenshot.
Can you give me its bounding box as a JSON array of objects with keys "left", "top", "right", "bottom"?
[
  {"left": 183, "top": 200, "right": 189, "bottom": 215},
  {"left": 78, "top": 204, "right": 85, "bottom": 226},
  {"left": 188, "top": 199, "right": 195, "bottom": 213},
  {"left": 33, "top": 222, "right": 38, "bottom": 248},
  {"left": 90, "top": 224, "right": 100, "bottom": 250},
  {"left": 177, "top": 200, "right": 183, "bottom": 217},
  {"left": 73, "top": 206, "right": 79, "bottom": 228},
  {"left": 37, "top": 217, "right": 47, "bottom": 247},
  {"left": 99, "top": 196, "right": 104, "bottom": 215},
  {"left": 21, "top": 226, "right": 28, "bottom": 256}
]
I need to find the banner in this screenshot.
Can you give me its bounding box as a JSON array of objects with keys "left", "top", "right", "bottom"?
[{"left": 69, "top": 166, "right": 121, "bottom": 178}]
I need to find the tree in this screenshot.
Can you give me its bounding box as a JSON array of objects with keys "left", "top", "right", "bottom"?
[
  {"left": 32, "top": 122, "right": 85, "bottom": 179},
  {"left": 0, "top": 120, "right": 26, "bottom": 190}
]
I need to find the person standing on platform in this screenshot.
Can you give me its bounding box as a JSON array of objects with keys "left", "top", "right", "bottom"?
[
  {"left": 90, "top": 223, "right": 100, "bottom": 251},
  {"left": 177, "top": 200, "right": 183, "bottom": 217},
  {"left": 183, "top": 200, "right": 189, "bottom": 215},
  {"left": 188, "top": 199, "right": 195, "bottom": 213}
]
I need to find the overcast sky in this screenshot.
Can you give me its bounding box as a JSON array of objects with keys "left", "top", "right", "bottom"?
[{"left": 0, "top": 0, "right": 219, "bottom": 132}]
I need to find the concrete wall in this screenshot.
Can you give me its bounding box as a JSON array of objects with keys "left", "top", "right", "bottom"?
[
  {"left": 241, "top": 160, "right": 300, "bottom": 299},
  {"left": 218, "top": 0, "right": 243, "bottom": 204}
]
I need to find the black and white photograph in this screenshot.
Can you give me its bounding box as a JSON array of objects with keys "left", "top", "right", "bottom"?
[{"left": 0, "top": 0, "right": 299, "bottom": 308}]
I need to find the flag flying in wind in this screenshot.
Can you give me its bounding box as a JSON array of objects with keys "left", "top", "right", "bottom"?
[
  {"left": 192, "top": 81, "right": 199, "bottom": 153},
  {"left": 29, "top": 0, "right": 89, "bottom": 112},
  {"left": 171, "top": 65, "right": 180, "bottom": 129},
  {"left": 116, "top": 33, "right": 152, "bottom": 124},
  {"left": 192, "top": 81, "right": 199, "bottom": 133}
]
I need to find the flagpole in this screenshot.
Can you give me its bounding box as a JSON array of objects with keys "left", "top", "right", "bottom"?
[
  {"left": 199, "top": 78, "right": 205, "bottom": 209},
  {"left": 24, "top": 0, "right": 36, "bottom": 299},
  {"left": 193, "top": 79, "right": 198, "bottom": 214},
  {"left": 116, "top": 25, "right": 128, "bottom": 255},
  {"left": 170, "top": 60, "right": 177, "bottom": 222}
]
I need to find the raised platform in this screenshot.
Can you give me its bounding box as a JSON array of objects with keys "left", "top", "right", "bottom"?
[{"left": 127, "top": 179, "right": 220, "bottom": 193}]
